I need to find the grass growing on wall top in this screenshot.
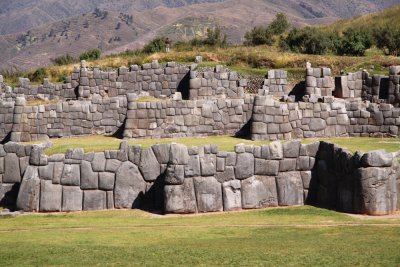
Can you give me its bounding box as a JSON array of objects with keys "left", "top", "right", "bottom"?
[
  {"left": 27, "top": 135, "right": 400, "bottom": 155},
  {"left": 0, "top": 206, "right": 399, "bottom": 266}
]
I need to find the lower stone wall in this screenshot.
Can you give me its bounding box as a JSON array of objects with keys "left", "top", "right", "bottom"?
[
  {"left": 0, "top": 141, "right": 398, "bottom": 215},
  {"left": 251, "top": 96, "right": 400, "bottom": 141},
  {"left": 123, "top": 97, "right": 254, "bottom": 138},
  {"left": 9, "top": 96, "right": 127, "bottom": 142}
]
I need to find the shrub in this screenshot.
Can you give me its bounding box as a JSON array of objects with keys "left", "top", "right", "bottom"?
[
  {"left": 244, "top": 27, "right": 274, "bottom": 46},
  {"left": 280, "top": 27, "right": 334, "bottom": 55},
  {"left": 52, "top": 54, "right": 78, "bottom": 66},
  {"left": 337, "top": 28, "right": 372, "bottom": 56},
  {"left": 374, "top": 25, "right": 400, "bottom": 56},
  {"left": 143, "top": 37, "right": 166, "bottom": 53},
  {"left": 27, "top": 68, "right": 47, "bottom": 83},
  {"left": 79, "top": 48, "right": 101, "bottom": 61},
  {"left": 203, "top": 27, "right": 227, "bottom": 47}
]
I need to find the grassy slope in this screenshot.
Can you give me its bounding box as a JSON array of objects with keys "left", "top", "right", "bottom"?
[
  {"left": 0, "top": 207, "right": 399, "bottom": 266},
  {"left": 28, "top": 135, "right": 400, "bottom": 155},
  {"left": 324, "top": 4, "right": 400, "bottom": 33}
]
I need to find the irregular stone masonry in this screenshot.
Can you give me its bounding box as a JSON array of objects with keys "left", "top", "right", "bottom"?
[
  {"left": 123, "top": 96, "right": 254, "bottom": 138},
  {"left": 10, "top": 95, "right": 127, "bottom": 142},
  {"left": 251, "top": 95, "right": 400, "bottom": 140},
  {"left": 305, "top": 66, "right": 335, "bottom": 97},
  {"left": 0, "top": 141, "right": 398, "bottom": 215},
  {"left": 189, "top": 65, "right": 247, "bottom": 100},
  {"left": 334, "top": 71, "right": 364, "bottom": 99},
  {"left": 258, "top": 70, "right": 288, "bottom": 97}
]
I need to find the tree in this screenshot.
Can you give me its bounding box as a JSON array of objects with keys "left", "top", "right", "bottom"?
[
  {"left": 280, "top": 27, "right": 334, "bottom": 55},
  {"left": 143, "top": 37, "right": 166, "bottom": 53},
  {"left": 203, "top": 27, "right": 227, "bottom": 47},
  {"left": 374, "top": 26, "right": 400, "bottom": 56},
  {"left": 244, "top": 27, "right": 274, "bottom": 46},
  {"left": 268, "top": 13, "right": 290, "bottom": 35},
  {"left": 337, "top": 28, "right": 372, "bottom": 56}
]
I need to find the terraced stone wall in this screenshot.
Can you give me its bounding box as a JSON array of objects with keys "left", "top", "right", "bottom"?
[
  {"left": 0, "top": 141, "right": 397, "bottom": 215},
  {"left": 123, "top": 97, "right": 254, "bottom": 139}
]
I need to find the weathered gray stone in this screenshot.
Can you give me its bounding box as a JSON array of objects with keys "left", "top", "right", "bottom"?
[
  {"left": 169, "top": 144, "right": 189, "bottom": 165},
  {"left": 61, "top": 164, "right": 80, "bottom": 186},
  {"left": 193, "top": 176, "right": 223, "bottom": 212},
  {"left": 254, "top": 159, "right": 279, "bottom": 176},
  {"left": 40, "top": 180, "right": 62, "bottom": 212},
  {"left": 269, "top": 141, "right": 283, "bottom": 160},
  {"left": 356, "top": 167, "right": 396, "bottom": 215},
  {"left": 283, "top": 140, "right": 301, "bottom": 158},
  {"left": 4, "top": 153, "right": 21, "bottom": 183},
  {"left": 92, "top": 153, "right": 106, "bottom": 172},
  {"left": 185, "top": 155, "right": 201, "bottom": 177},
  {"left": 276, "top": 172, "right": 304, "bottom": 206},
  {"left": 216, "top": 166, "right": 235, "bottom": 183},
  {"left": 16, "top": 166, "right": 40, "bottom": 212},
  {"left": 152, "top": 144, "right": 170, "bottom": 164},
  {"left": 241, "top": 176, "right": 278, "bottom": 209},
  {"left": 235, "top": 153, "right": 254, "bottom": 179},
  {"left": 62, "top": 186, "right": 83, "bottom": 212},
  {"left": 201, "top": 154, "right": 216, "bottom": 176},
  {"left": 80, "top": 161, "right": 98, "bottom": 189},
  {"left": 83, "top": 190, "right": 107, "bottom": 211},
  {"left": 222, "top": 180, "right": 242, "bottom": 211},
  {"left": 99, "top": 172, "right": 115, "bottom": 191},
  {"left": 165, "top": 165, "right": 185, "bottom": 185},
  {"left": 309, "top": 118, "right": 327, "bottom": 131},
  {"left": 279, "top": 159, "right": 297, "bottom": 172},
  {"left": 114, "top": 161, "right": 146, "bottom": 209},
  {"left": 139, "top": 148, "right": 161, "bottom": 182},
  {"left": 53, "top": 162, "right": 64, "bottom": 184},
  {"left": 164, "top": 178, "right": 197, "bottom": 213},
  {"left": 39, "top": 163, "right": 54, "bottom": 180},
  {"left": 105, "top": 159, "right": 122, "bottom": 172},
  {"left": 361, "top": 150, "right": 393, "bottom": 168}
]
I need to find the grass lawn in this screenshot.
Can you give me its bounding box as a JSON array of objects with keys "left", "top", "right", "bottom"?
[
  {"left": 0, "top": 206, "right": 399, "bottom": 266},
  {"left": 27, "top": 135, "right": 400, "bottom": 155}
]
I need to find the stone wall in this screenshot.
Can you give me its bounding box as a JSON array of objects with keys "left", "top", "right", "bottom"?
[
  {"left": 305, "top": 67, "right": 334, "bottom": 97},
  {"left": 123, "top": 96, "right": 254, "bottom": 138},
  {"left": 334, "top": 71, "right": 364, "bottom": 99},
  {"left": 0, "top": 141, "right": 397, "bottom": 215},
  {"left": 258, "top": 70, "right": 288, "bottom": 97},
  {"left": 189, "top": 66, "right": 247, "bottom": 100},
  {"left": 9, "top": 96, "right": 127, "bottom": 142},
  {"left": 251, "top": 95, "right": 400, "bottom": 141}
]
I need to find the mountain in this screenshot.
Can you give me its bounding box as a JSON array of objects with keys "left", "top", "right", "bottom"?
[{"left": 0, "top": 0, "right": 399, "bottom": 71}]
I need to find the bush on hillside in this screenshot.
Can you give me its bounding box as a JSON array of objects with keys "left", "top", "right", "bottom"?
[
  {"left": 280, "top": 27, "right": 336, "bottom": 55},
  {"left": 244, "top": 27, "right": 274, "bottom": 46},
  {"left": 337, "top": 28, "right": 372, "bottom": 56},
  {"left": 203, "top": 27, "right": 227, "bottom": 47},
  {"left": 52, "top": 54, "right": 78, "bottom": 66},
  {"left": 27, "top": 68, "right": 47, "bottom": 83},
  {"left": 143, "top": 37, "right": 167, "bottom": 53},
  {"left": 79, "top": 48, "right": 101, "bottom": 61},
  {"left": 374, "top": 25, "right": 400, "bottom": 56},
  {"left": 244, "top": 13, "right": 290, "bottom": 46}
]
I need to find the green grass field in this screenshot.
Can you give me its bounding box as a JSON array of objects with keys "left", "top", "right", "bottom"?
[
  {"left": 29, "top": 135, "right": 400, "bottom": 155},
  {"left": 0, "top": 206, "right": 399, "bottom": 266}
]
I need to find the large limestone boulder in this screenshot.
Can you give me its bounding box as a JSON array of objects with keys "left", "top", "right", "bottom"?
[
  {"left": 40, "top": 180, "right": 62, "bottom": 212},
  {"left": 356, "top": 167, "right": 397, "bottom": 215},
  {"left": 222, "top": 180, "right": 242, "bottom": 211},
  {"left": 164, "top": 178, "right": 197, "bottom": 213},
  {"left": 169, "top": 144, "right": 189, "bottom": 165},
  {"left": 165, "top": 164, "right": 185, "bottom": 185},
  {"left": 152, "top": 144, "right": 170, "bottom": 164},
  {"left": 61, "top": 164, "right": 80, "bottom": 186},
  {"left": 235, "top": 153, "right": 254, "bottom": 179},
  {"left": 4, "top": 153, "right": 21, "bottom": 183},
  {"left": 193, "top": 176, "right": 223, "bottom": 212},
  {"left": 241, "top": 176, "right": 278, "bottom": 209},
  {"left": 139, "top": 148, "right": 161, "bottom": 182},
  {"left": 83, "top": 190, "right": 107, "bottom": 211},
  {"left": 62, "top": 186, "right": 83, "bottom": 212},
  {"left": 80, "top": 161, "right": 98, "bottom": 189},
  {"left": 276, "top": 172, "right": 304, "bottom": 206},
  {"left": 114, "top": 161, "right": 146, "bottom": 209},
  {"left": 361, "top": 150, "right": 393, "bottom": 168},
  {"left": 16, "top": 166, "right": 40, "bottom": 211}
]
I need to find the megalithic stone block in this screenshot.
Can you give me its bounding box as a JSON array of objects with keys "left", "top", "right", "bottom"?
[
  {"left": 16, "top": 166, "right": 40, "bottom": 212},
  {"left": 164, "top": 178, "right": 197, "bottom": 214}
]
